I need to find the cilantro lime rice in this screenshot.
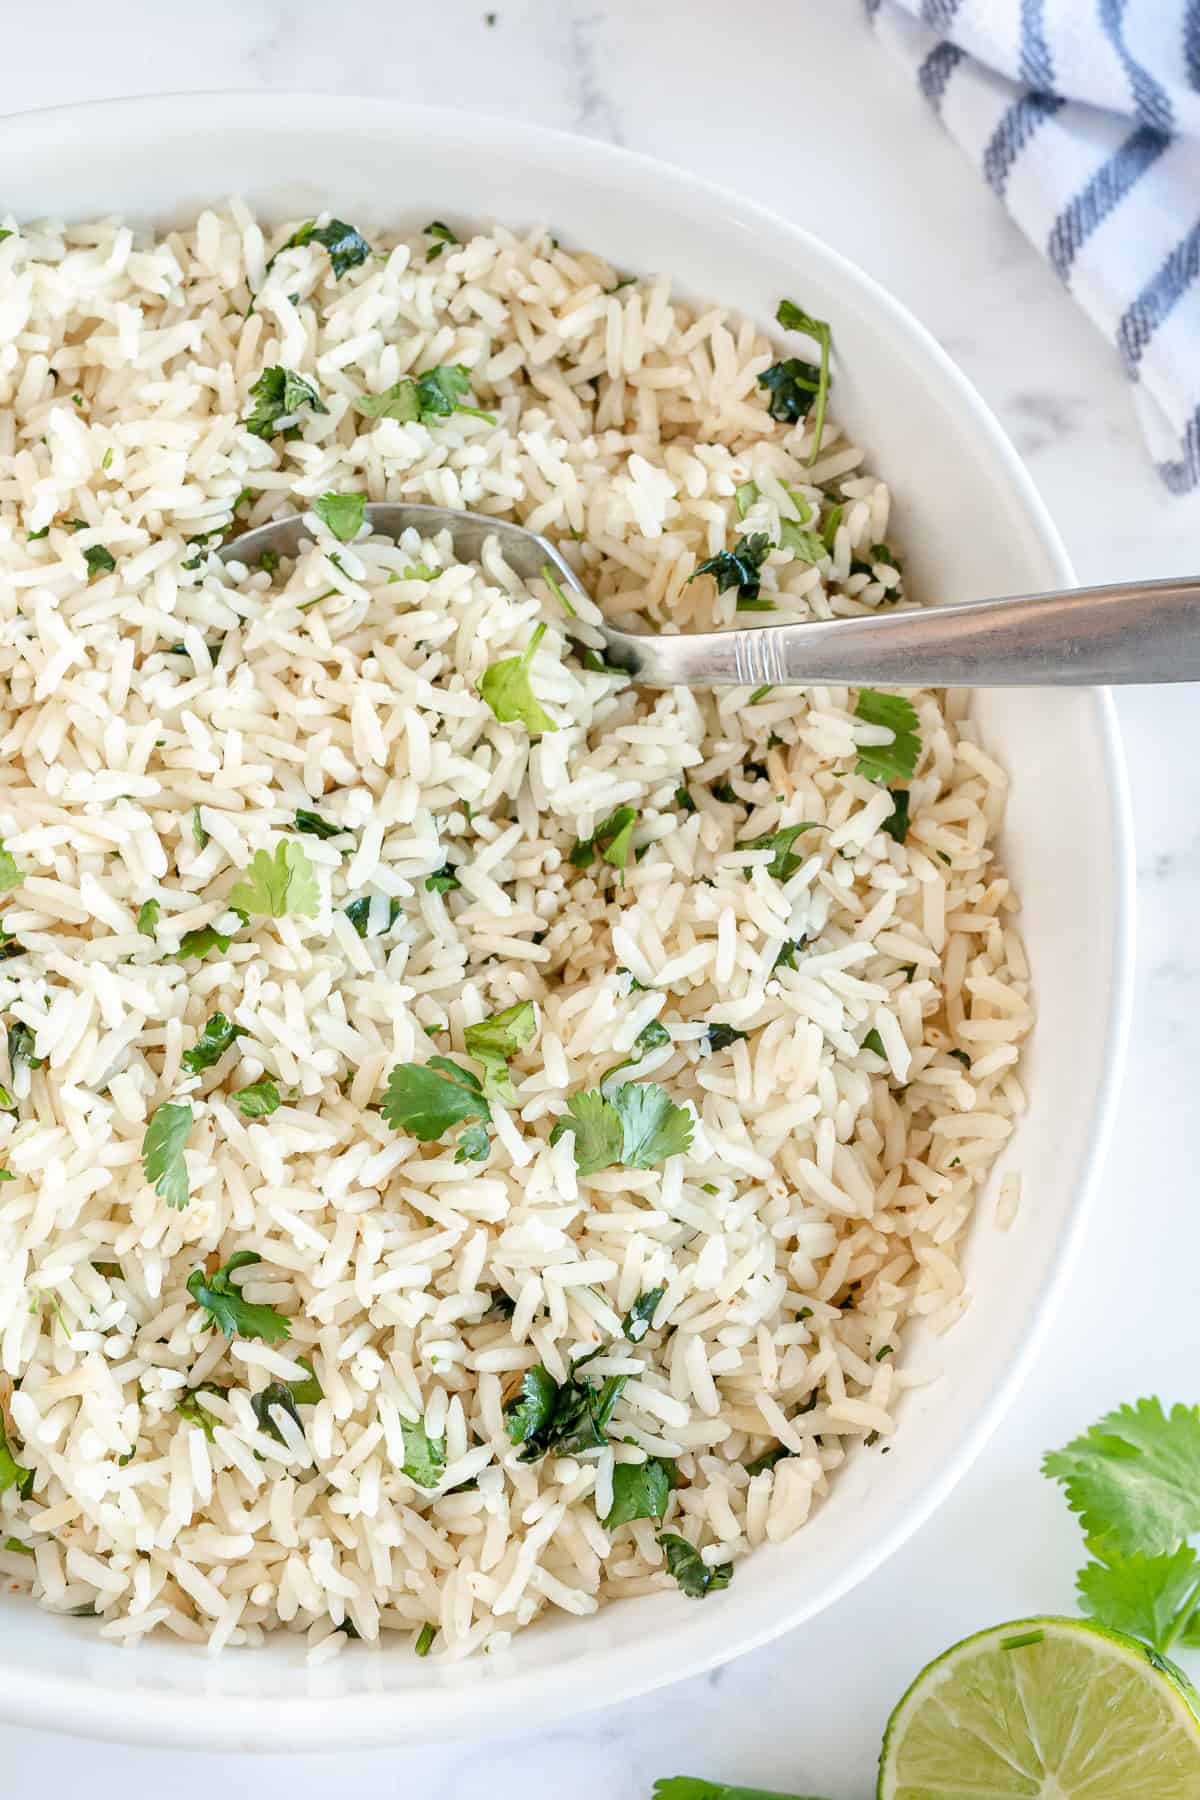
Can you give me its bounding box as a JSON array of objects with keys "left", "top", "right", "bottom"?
[{"left": 0, "top": 207, "right": 1032, "bottom": 1658}]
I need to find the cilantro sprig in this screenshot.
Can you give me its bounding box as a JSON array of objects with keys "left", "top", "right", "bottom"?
[
  {"left": 229, "top": 839, "right": 319, "bottom": 919},
  {"left": 381, "top": 1057, "right": 492, "bottom": 1163},
  {"left": 1045, "top": 1398, "right": 1200, "bottom": 1653},
  {"left": 551, "top": 1082, "right": 693, "bottom": 1177}
]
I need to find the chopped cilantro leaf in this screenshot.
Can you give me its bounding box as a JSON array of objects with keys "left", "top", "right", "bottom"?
[
  {"left": 690, "top": 533, "right": 770, "bottom": 602},
  {"left": 862, "top": 1028, "right": 887, "bottom": 1058},
  {"left": 229, "top": 839, "right": 320, "bottom": 919},
  {"left": 600, "top": 1018, "right": 671, "bottom": 1096},
  {"left": 425, "top": 219, "right": 459, "bottom": 261},
  {"left": 84, "top": 544, "right": 115, "bottom": 581},
  {"left": 191, "top": 806, "right": 209, "bottom": 850},
  {"left": 312, "top": 491, "right": 366, "bottom": 542},
  {"left": 705, "top": 1023, "right": 748, "bottom": 1053},
  {"left": 479, "top": 622, "right": 556, "bottom": 734},
  {"left": 622, "top": 1285, "right": 665, "bottom": 1344},
  {"left": 425, "top": 863, "right": 461, "bottom": 894},
  {"left": 414, "top": 1622, "right": 436, "bottom": 1656},
  {"left": 225, "top": 1076, "right": 282, "bottom": 1121},
  {"left": 170, "top": 923, "right": 235, "bottom": 962},
  {"left": 0, "top": 842, "right": 23, "bottom": 895},
  {"left": 141, "top": 1101, "right": 193, "bottom": 1210},
  {"left": 778, "top": 519, "right": 825, "bottom": 562},
  {"left": 7, "top": 1021, "right": 40, "bottom": 1071},
  {"left": 0, "top": 1423, "right": 33, "bottom": 1499},
  {"left": 294, "top": 809, "right": 348, "bottom": 840},
  {"left": 881, "top": 788, "right": 910, "bottom": 845},
  {"left": 571, "top": 805, "right": 638, "bottom": 873},
  {"left": 399, "top": 1416, "right": 446, "bottom": 1487},
  {"left": 176, "top": 1382, "right": 227, "bottom": 1442},
  {"left": 343, "top": 894, "right": 403, "bottom": 937},
  {"left": 758, "top": 357, "right": 821, "bottom": 426},
  {"left": 674, "top": 786, "right": 696, "bottom": 814},
  {"left": 658, "top": 1532, "right": 732, "bottom": 1598},
  {"left": 738, "top": 821, "right": 822, "bottom": 881},
  {"left": 505, "top": 1357, "right": 627, "bottom": 1462},
  {"left": 245, "top": 366, "right": 327, "bottom": 439},
  {"left": 182, "top": 1012, "right": 245, "bottom": 1076},
  {"left": 136, "top": 899, "right": 160, "bottom": 937},
  {"left": 187, "top": 1250, "right": 291, "bottom": 1343},
  {"left": 820, "top": 502, "right": 844, "bottom": 553},
  {"left": 233, "top": 1078, "right": 280, "bottom": 1119},
  {"left": 304, "top": 217, "right": 371, "bottom": 279},
  {"left": 463, "top": 1000, "right": 538, "bottom": 1103},
  {"left": 605, "top": 1456, "right": 677, "bottom": 1529},
  {"left": 775, "top": 299, "right": 832, "bottom": 463},
  {"left": 734, "top": 480, "right": 759, "bottom": 518},
  {"left": 854, "top": 691, "right": 920, "bottom": 784}
]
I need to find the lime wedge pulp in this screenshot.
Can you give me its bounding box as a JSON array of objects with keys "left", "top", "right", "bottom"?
[{"left": 878, "top": 1615, "right": 1200, "bottom": 1799}]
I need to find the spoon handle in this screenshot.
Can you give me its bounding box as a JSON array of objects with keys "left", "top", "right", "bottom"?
[{"left": 599, "top": 577, "right": 1200, "bottom": 687}]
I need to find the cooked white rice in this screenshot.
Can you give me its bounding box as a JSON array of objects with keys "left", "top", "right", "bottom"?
[{"left": 0, "top": 207, "right": 1032, "bottom": 1658}]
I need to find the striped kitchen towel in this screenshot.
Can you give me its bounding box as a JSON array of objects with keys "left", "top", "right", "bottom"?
[{"left": 868, "top": 0, "right": 1200, "bottom": 493}]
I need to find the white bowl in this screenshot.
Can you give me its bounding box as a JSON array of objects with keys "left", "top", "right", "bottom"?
[{"left": 0, "top": 92, "right": 1134, "bottom": 1752}]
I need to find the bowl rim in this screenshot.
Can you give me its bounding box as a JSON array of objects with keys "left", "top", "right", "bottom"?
[{"left": 0, "top": 88, "right": 1135, "bottom": 1753}]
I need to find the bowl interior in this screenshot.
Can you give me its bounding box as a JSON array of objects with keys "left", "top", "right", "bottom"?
[{"left": 0, "top": 94, "right": 1132, "bottom": 1750}]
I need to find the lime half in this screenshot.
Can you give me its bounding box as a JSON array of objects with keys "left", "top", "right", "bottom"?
[{"left": 878, "top": 1616, "right": 1200, "bottom": 1799}]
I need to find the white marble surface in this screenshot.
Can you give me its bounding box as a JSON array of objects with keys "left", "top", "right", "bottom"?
[{"left": 3, "top": 1, "right": 1198, "bottom": 1792}]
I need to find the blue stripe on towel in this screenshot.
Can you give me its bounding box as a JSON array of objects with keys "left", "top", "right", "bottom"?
[
  {"left": 920, "top": 0, "right": 964, "bottom": 29},
  {"left": 1098, "top": 0, "right": 1175, "bottom": 131},
  {"left": 918, "top": 40, "right": 966, "bottom": 111},
  {"left": 1019, "top": 0, "right": 1055, "bottom": 88},
  {"left": 1117, "top": 216, "right": 1200, "bottom": 371},
  {"left": 983, "top": 92, "right": 1063, "bottom": 197},
  {"left": 1185, "top": 0, "right": 1200, "bottom": 89},
  {"left": 1156, "top": 405, "right": 1200, "bottom": 494},
  {"left": 1046, "top": 125, "right": 1168, "bottom": 282}
]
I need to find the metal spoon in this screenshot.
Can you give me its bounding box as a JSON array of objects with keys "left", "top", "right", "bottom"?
[{"left": 220, "top": 501, "right": 1199, "bottom": 687}]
